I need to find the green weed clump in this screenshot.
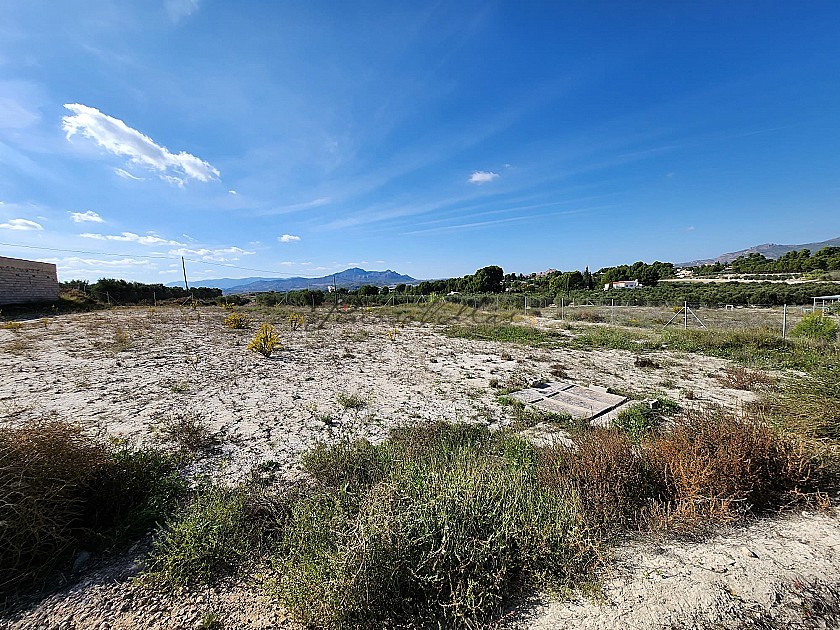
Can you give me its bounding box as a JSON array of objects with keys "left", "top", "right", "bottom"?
[
  {"left": 223, "top": 311, "right": 250, "bottom": 329},
  {"left": 443, "top": 324, "right": 563, "bottom": 347},
  {"left": 792, "top": 312, "right": 838, "bottom": 341},
  {"left": 143, "top": 485, "right": 291, "bottom": 588},
  {"left": 0, "top": 421, "right": 184, "bottom": 607},
  {"left": 248, "top": 322, "right": 282, "bottom": 357},
  {"left": 613, "top": 398, "right": 681, "bottom": 442},
  {"left": 278, "top": 422, "right": 598, "bottom": 628}
]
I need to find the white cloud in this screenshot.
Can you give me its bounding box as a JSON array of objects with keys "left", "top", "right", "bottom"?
[
  {"left": 62, "top": 104, "right": 220, "bottom": 185},
  {"left": 114, "top": 168, "right": 145, "bottom": 181},
  {"left": 166, "top": 0, "right": 201, "bottom": 22},
  {"left": 45, "top": 256, "right": 153, "bottom": 268},
  {"left": 0, "top": 218, "right": 42, "bottom": 230},
  {"left": 228, "top": 189, "right": 237, "bottom": 195},
  {"left": 279, "top": 234, "right": 301, "bottom": 243},
  {"left": 468, "top": 170, "right": 499, "bottom": 184},
  {"left": 169, "top": 246, "right": 255, "bottom": 262},
  {"left": 69, "top": 210, "right": 104, "bottom": 223},
  {"left": 80, "top": 231, "right": 186, "bottom": 246}
]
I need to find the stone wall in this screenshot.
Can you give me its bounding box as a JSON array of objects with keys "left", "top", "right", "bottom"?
[{"left": 0, "top": 256, "right": 60, "bottom": 305}]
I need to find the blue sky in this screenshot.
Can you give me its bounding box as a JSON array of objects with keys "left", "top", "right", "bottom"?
[{"left": 1, "top": 1, "right": 839, "bottom": 283}]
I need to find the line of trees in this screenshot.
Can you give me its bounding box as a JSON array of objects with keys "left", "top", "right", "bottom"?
[
  {"left": 61, "top": 279, "right": 221, "bottom": 304},
  {"left": 729, "top": 247, "right": 840, "bottom": 274}
]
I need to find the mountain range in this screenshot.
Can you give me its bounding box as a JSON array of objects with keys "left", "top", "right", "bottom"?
[
  {"left": 170, "top": 268, "right": 417, "bottom": 294},
  {"left": 678, "top": 236, "right": 840, "bottom": 267}
]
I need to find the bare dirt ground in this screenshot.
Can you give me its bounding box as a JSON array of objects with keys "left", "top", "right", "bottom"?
[{"left": 2, "top": 306, "right": 838, "bottom": 629}]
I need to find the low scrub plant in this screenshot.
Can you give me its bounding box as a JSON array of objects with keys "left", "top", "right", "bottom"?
[
  {"left": 157, "top": 411, "right": 218, "bottom": 452},
  {"left": 277, "top": 423, "right": 598, "bottom": 627},
  {"left": 248, "top": 323, "right": 282, "bottom": 357},
  {"left": 0, "top": 421, "right": 184, "bottom": 607},
  {"left": 286, "top": 312, "right": 305, "bottom": 331},
  {"left": 223, "top": 311, "right": 250, "bottom": 329},
  {"left": 613, "top": 398, "right": 681, "bottom": 442},
  {"left": 143, "top": 485, "right": 291, "bottom": 587},
  {"left": 791, "top": 312, "right": 838, "bottom": 341},
  {"left": 644, "top": 410, "right": 820, "bottom": 528}
]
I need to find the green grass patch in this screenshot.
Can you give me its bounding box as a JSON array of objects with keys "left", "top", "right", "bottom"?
[{"left": 443, "top": 323, "right": 564, "bottom": 347}]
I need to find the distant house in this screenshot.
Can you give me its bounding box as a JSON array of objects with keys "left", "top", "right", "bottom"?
[{"left": 603, "top": 279, "right": 641, "bottom": 291}]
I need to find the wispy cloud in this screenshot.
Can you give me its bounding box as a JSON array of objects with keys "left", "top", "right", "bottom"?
[
  {"left": 0, "top": 218, "right": 42, "bottom": 230},
  {"left": 468, "top": 170, "right": 499, "bottom": 184},
  {"left": 278, "top": 234, "right": 301, "bottom": 242},
  {"left": 44, "top": 256, "right": 154, "bottom": 268},
  {"left": 169, "top": 246, "right": 255, "bottom": 262},
  {"left": 69, "top": 210, "right": 104, "bottom": 223},
  {"left": 114, "top": 168, "right": 145, "bottom": 181},
  {"left": 260, "top": 197, "right": 331, "bottom": 216},
  {"left": 62, "top": 104, "right": 220, "bottom": 185},
  {"left": 166, "top": 0, "right": 201, "bottom": 23},
  {"left": 80, "top": 231, "right": 186, "bottom": 246}
]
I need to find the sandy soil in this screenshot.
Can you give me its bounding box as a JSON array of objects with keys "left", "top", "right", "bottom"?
[{"left": 1, "top": 306, "right": 837, "bottom": 629}]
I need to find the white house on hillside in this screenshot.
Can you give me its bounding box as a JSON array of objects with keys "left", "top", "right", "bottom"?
[{"left": 603, "top": 279, "right": 641, "bottom": 291}]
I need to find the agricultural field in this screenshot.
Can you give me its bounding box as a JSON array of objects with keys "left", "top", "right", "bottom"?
[{"left": 1, "top": 302, "right": 838, "bottom": 629}]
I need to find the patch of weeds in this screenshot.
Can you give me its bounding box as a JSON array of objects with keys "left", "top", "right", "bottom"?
[
  {"left": 0, "top": 321, "right": 23, "bottom": 331},
  {"left": 112, "top": 328, "right": 132, "bottom": 352},
  {"left": 168, "top": 380, "right": 190, "bottom": 394},
  {"left": 716, "top": 365, "right": 774, "bottom": 391},
  {"left": 157, "top": 411, "right": 218, "bottom": 452},
  {"left": 143, "top": 484, "right": 292, "bottom": 588},
  {"left": 0, "top": 421, "right": 185, "bottom": 608},
  {"left": 336, "top": 392, "right": 367, "bottom": 411},
  {"left": 791, "top": 312, "right": 838, "bottom": 341},
  {"left": 613, "top": 397, "right": 681, "bottom": 442},
  {"left": 549, "top": 363, "right": 568, "bottom": 379},
  {"left": 223, "top": 312, "right": 250, "bottom": 329},
  {"left": 248, "top": 323, "right": 282, "bottom": 357},
  {"left": 571, "top": 326, "right": 654, "bottom": 352},
  {"left": 276, "top": 423, "right": 599, "bottom": 628},
  {"left": 443, "top": 324, "right": 564, "bottom": 347},
  {"left": 634, "top": 355, "right": 660, "bottom": 369}
]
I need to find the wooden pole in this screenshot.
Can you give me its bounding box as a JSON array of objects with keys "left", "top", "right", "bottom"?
[{"left": 181, "top": 257, "right": 190, "bottom": 291}]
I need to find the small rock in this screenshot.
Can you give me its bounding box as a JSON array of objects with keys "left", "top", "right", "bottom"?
[
  {"left": 740, "top": 545, "right": 759, "bottom": 558},
  {"left": 73, "top": 550, "right": 92, "bottom": 572}
]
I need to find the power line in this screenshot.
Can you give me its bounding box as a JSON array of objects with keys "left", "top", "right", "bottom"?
[{"left": 0, "top": 241, "right": 300, "bottom": 277}]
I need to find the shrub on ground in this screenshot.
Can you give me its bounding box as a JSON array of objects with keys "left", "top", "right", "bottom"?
[
  {"left": 247, "top": 323, "right": 282, "bottom": 357},
  {"left": 0, "top": 421, "right": 184, "bottom": 606},
  {"left": 223, "top": 312, "right": 250, "bottom": 329},
  {"left": 644, "top": 410, "right": 819, "bottom": 528},
  {"left": 791, "top": 312, "right": 838, "bottom": 341}
]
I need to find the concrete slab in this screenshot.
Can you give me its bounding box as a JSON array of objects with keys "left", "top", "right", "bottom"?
[{"left": 509, "top": 380, "right": 628, "bottom": 423}]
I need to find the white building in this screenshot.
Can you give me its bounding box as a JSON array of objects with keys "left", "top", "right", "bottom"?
[{"left": 603, "top": 279, "right": 641, "bottom": 291}]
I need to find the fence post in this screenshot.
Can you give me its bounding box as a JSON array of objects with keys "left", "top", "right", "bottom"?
[
  {"left": 782, "top": 304, "right": 787, "bottom": 339},
  {"left": 684, "top": 301, "right": 688, "bottom": 330}
]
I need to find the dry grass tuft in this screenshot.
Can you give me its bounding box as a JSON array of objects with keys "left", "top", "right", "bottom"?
[{"left": 716, "top": 365, "right": 774, "bottom": 390}]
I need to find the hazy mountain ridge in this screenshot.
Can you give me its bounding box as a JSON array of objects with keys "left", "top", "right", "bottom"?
[
  {"left": 679, "top": 237, "right": 840, "bottom": 267},
  {"left": 170, "top": 268, "right": 417, "bottom": 294}
]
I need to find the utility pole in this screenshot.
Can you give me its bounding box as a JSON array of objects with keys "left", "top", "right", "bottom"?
[{"left": 181, "top": 257, "right": 190, "bottom": 291}]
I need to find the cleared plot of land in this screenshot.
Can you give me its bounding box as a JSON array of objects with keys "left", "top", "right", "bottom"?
[
  {"left": 1, "top": 305, "right": 837, "bottom": 628},
  {"left": 0, "top": 307, "right": 755, "bottom": 480}
]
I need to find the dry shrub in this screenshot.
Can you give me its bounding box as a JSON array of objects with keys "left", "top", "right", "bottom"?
[
  {"left": 0, "top": 421, "right": 185, "bottom": 606},
  {"left": 538, "top": 429, "right": 660, "bottom": 532},
  {"left": 644, "top": 410, "right": 819, "bottom": 529},
  {"left": 0, "top": 421, "right": 109, "bottom": 599},
  {"left": 570, "top": 310, "right": 604, "bottom": 323},
  {"left": 716, "top": 365, "right": 773, "bottom": 390}
]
